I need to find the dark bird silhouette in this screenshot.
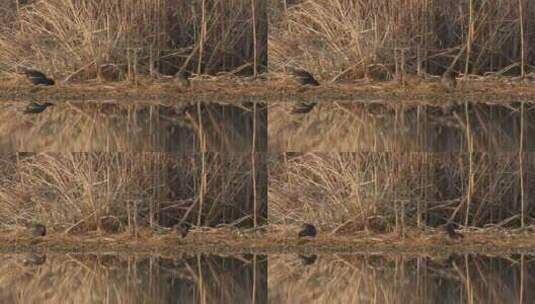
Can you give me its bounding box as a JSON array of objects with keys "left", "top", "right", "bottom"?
[
  {"left": 298, "top": 223, "right": 317, "bottom": 238},
  {"left": 33, "top": 223, "right": 46, "bottom": 237},
  {"left": 23, "top": 102, "right": 54, "bottom": 114},
  {"left": 299, "top": 254, "right": 318, "bottom": 266},
  {"left": 290, "top": 68, "right": 320, "bottom": 114},
  {"left": 290, "top": 68, "right": 320, "bottom": 86},
  {"left": 444, "top": 223, "right": 463, "bottom": 239},
  {"left": 175, "top": 70, "right": 191, "bottom": 88},
  {"left": 291, "top": 101, "right": 317, "bottom": 114},
  {"left": 23, "top": 69, "right": 55, "bottom": 86},
  {"left": 441, "top": 70, "right": 457, "bottom": 91},
  {"left": 23, "top": 254, "right": 47, "bottom": 266},
  {"left": 175, "top": 222, "right": 191, "bottom": 238}
]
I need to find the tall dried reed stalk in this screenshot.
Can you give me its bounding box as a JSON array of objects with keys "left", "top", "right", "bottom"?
[
  {"left": 0, "top": 152, "right": 266, "bottom": 233},
  {"left": 269, "top": 0, "right": 535, "bottom": 78},
  {"left": 269, "top": 152, "right": 535, "bottom": 231},
  {"left": 0, "top": 0, "right": 266, "bottom": 80}
]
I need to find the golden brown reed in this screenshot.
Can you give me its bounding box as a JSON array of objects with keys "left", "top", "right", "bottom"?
[
  {"left": 0, "top": 152, "right": 267, "bottom": 234},
  {"left": 269, "top": 152, "right": 535, "bottom": 233},
  {"left": 270, "top": 0, "right": 535, "bottom": 79},
  {"left": 0, "top": 0, "right": 266, "bottom": 81}
]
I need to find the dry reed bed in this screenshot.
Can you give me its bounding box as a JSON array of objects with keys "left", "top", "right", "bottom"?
[
  {"left": 0, "top": 253, "right": 266, "bottom": 304},
  {"left": 0, "top": 101, "right": 266, "bottom": 152},
  {"left": 269, "top": 153, "right": 535, "bottom": 231},
  {"left": 270, "top": 0, "right": 535, "bottom": 79},
  {"left": 0, "top": 0, "right": 266, "bottom": 80},
  {"left": 0, "top": 153, "right": 267, "bottom": 234},
  {"left": 269, "top": 253, "right": 535, "bottom": 303},
  {"left": 269, "top": 101, "right": 535, "bottom": 151}
]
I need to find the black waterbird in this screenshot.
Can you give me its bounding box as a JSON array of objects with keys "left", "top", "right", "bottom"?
[
  {"left": 291, "top": 68, "right": 320, "bottom": 86},
  {"left": 23, "top": 69, "right": 55, "bottom": 86},
  {"left": 299, "top": 254, "right": 318, "bottom": 266},
  {"left": 298, "top": 223, "right": 317, "bottom": 238},
  {"left": 445, "top": 222, "right": 463, "bottom": 239},
  {"left": 291, "top": 101, "right": 317, "bottom": 114},
  {"left": 290, "top": 68, "right": 320, "bottom": 114},
  {"left": 175, "top": 222, "right": 191, "bottom": 238},
  {"left": 23, "top": 102, "right": 54, "bottom": 114},
  {"left": 33, "top": 223, "right": 47, "bottom": 237}
]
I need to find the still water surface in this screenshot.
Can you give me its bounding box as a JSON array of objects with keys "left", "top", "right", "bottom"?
[
  {"left": 0, "top": 102, "right": 266, "bottom": 152},
  {"left": 2, "top": 253, "right": 531, "bottom": 303},
  {"left": 269, "top": 253, "right": 534, "bottom": 304},
  {"left": 0, "top": 253, "right": 266, "bottom": 304}
]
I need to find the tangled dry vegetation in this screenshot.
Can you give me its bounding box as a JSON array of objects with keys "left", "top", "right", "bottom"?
[
  {"left": 0, "top": 0, "right": 266, "bottom": 82},
  {"left": 270, "top": 0, "right": 535, "bottom": 80},
  {"left": 269, "top": 153, "right": 535, "bottom": 234},
  {"left": 0, "top": 153, "right": 267, "bottom": 235}
]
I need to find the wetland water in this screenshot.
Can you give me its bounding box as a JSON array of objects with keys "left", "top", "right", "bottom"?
[
  {"left": 2, "top": 97, "right": 534, "bottom": 303},
  {"left": 269, "top": 253, "right": 534, "bottom": 304},
  {"left": 269, "top": 101, "right": 535, "bottom": 152},
  {"left": 3, "top": 251, "right": 532, "bottom": 303},
  {"left": 0, "top": 101, "right": 267, "bottom": 152},
  {"left": 0, "top": 253, "right": 267, "bottom": 304},
  {"left": 3, "top": 0, "right": 534, "bottom": 302}
]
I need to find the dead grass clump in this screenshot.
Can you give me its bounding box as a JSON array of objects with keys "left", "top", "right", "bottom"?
[
  {"left": 269, "top": 0, "right": 535, "bottom": 79},
  {"left": 0, "top": 0, "right": 266, "bottom": 81},
  {"left": 0, "top": 152, "right": 267, "bottom": 234},
  {"left": 269, "top": 153, "right": 535, "bottom": 233}
]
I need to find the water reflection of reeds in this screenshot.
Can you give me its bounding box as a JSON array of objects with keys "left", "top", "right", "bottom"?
[
  {"left": 0, "top": 253, "right": 267, "bottom": 304},
  {"left": 268, "top": 254, "right": 535, "bottom": 304},
  {"left": 0, "top": 102, "right": 267, "bottom": 152},
  {"left": 269, "top": 102, "right": 535, "bottom": 152}
]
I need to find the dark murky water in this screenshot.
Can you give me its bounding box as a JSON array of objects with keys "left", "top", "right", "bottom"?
[
  {"left": 0, "top": 101, "right": 267, "bottom": 152},
  {"left": 269, "top": 254, "right": 535, "bottom": 304},
  {"left": 269, "top": 101, "right": 535, "bottom": 152},
  {"left": 3, "top": 252, "right": 533, "bottom": 303},
  {"left": 0, "top": 253, "right": 267, "bottom": 304}
]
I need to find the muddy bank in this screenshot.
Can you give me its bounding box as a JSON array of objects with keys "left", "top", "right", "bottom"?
[
  {"left": 3, "top": 229, "right": 535, "bottom": 256},
  {"left": 1, "top": 79, "right": 535, "bottom": 104}
]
